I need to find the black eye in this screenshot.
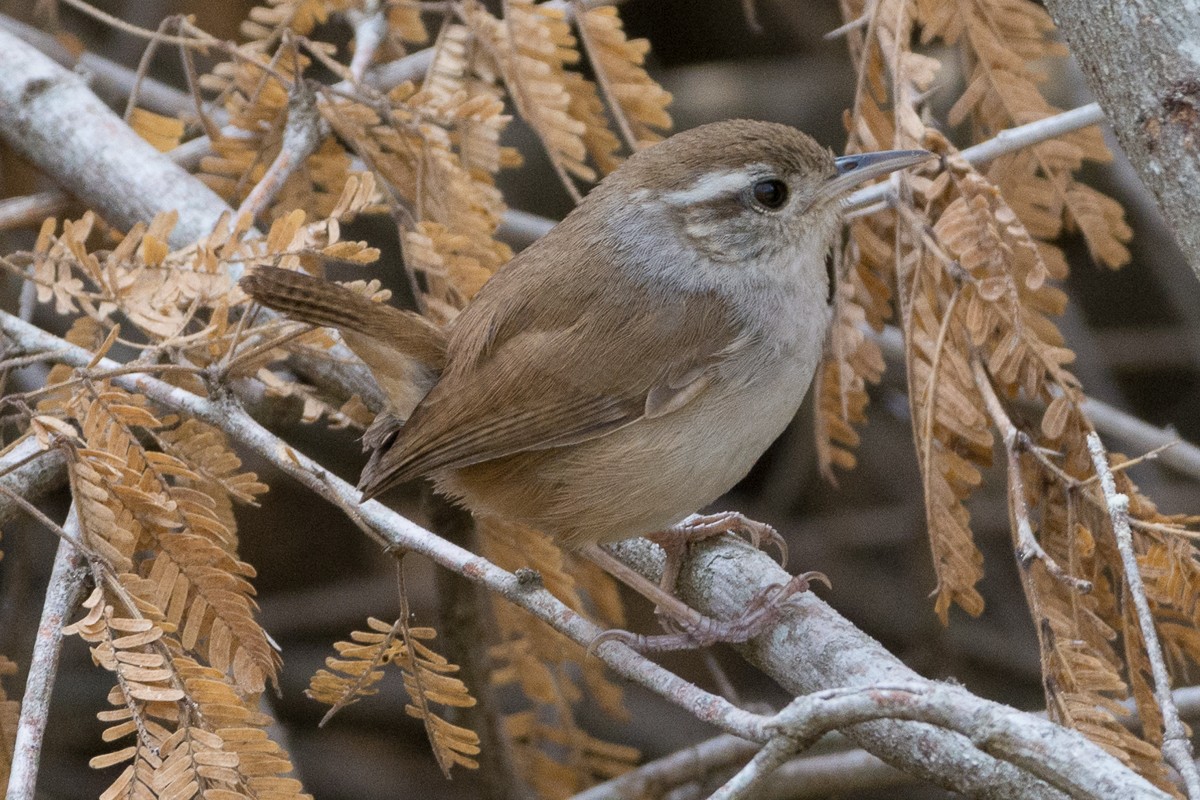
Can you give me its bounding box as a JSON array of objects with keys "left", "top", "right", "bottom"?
[{"left": 751, "top": 179, "right": 789, "bottom": 210}]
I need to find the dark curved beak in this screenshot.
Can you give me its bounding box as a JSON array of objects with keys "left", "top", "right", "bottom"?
[{"left": 817, "top": 149, "right": 934, "bottom": 203}]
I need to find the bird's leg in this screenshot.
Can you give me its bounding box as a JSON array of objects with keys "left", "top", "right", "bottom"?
[{"left": 581, "top": 535, "right": 827, "bottom": 653}]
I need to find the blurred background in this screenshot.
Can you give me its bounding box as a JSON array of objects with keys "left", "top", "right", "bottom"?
[{"left": 1, "top": 0, "right": 1198, "bottom": 797}]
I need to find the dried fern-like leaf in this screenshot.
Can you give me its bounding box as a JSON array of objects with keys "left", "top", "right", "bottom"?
[
  {"left": 576, "top": 5, "right": 672, "bottom": 150},
  {"left": 307, "top": 616, "right": 481, "bottom": 775},
  {"left": 913, "top": 0, "right": 1131, "bottom": 269},
  {"left": 479, "top": 518, "right": 636, "bottom": 795},
  {"left": 129, "top": 107, "right": 185, "bottom": 152},
  {"left": 67, "top": 386, "right": 279, "bottom": 693}
]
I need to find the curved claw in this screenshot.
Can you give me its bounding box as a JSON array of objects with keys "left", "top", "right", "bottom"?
[
  {"left": 669, "top": 511, "right": 789, "bottom": 567},
  {"left": 588, "top": 625, "right": 714, "bottom": 654},
  {"left": 587, "top": 627, "right": 640, "bottom": 655},
  {"left": 799, "top": 570, "right": 832, "bottom": 591}
]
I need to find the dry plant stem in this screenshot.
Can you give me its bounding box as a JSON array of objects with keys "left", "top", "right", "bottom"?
[
  {"left": 5, "top": 507, "right": 88, "bottom": 800},
  {"left": 0, "top": 311, "right": 1167, "bottom": 799},
  {"left": 347, "top": 8, "right": 388, "bottom": 82},
  {"left": 1087, "top": 432, "right": 1200, "bottom": 797},
  {"left": 575, "top": 741, "right": 914, "bottom": 800},
  {"left": 1043, "top": 1, "right": 1200, "bottom": 277},
  {"left": 0, "top": 192, "right": 71, "bottom": 232},
  {"left": 429, "top": 496, "right": 530, "bottom": 800},
  {"left": 872, "top": 324, "right": 1200, "bottom": 483},
  {"left": 572, "top": 1, "right": 640, "bottom": 152},
  {"left": 236, "top": 84, "right": 325, "bottom": 223},
  {"left": 971, "top": 359, "right": 1091, "bottom": 591},
  {"left": 571, "top": 734, "right": 759, "bottom": 800}
]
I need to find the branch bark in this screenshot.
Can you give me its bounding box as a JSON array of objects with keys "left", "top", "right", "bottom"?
[
  {"left": 607, "top": 536, "right": 1170, "bottom": 800},
  {"left": 0, "top": 28, "right": 230, "bottom": 248},
  {"left": 5, "top": 508, "right": 87, "bottom": 800},
  {"left": 1044, "top": 1, "right": 1200, "bottom": 277},
  {"left": 0, "top": 308, "right": 1172, "bottom": 800}
]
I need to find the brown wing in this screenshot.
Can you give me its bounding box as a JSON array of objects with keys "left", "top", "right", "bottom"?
[{"left": 357, "top": 244, "right": 743, "bottom": 499}]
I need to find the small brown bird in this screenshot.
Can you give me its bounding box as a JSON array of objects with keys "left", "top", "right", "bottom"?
[{"left": 243, "top": 119, "right": 929, "bottom": 647}]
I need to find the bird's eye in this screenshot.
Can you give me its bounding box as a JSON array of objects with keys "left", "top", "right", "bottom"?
[{"left": 751, "top": 179, "right": 789, "bottom": 211}]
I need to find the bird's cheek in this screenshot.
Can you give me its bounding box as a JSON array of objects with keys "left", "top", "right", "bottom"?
[{"left": 681, "top": 207, "right": 767, "bottom": 264}]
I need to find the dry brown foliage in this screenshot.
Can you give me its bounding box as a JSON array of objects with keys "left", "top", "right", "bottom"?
[
  {"left": 1, "top": 1, "right": 672, "bottom": 796},
  {"left": 819, "top": 0, "right": 1193, "bottom": 789}
]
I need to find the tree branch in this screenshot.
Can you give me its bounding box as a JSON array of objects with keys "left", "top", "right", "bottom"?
[
  {"left": 4, "top": 507, "right": 87, "bottom": 800},
  {"left": 709, "top": 682, "right": 1174, "bottom": 800},
  {"left": 1087, "top": 432, "right": 1200, "bottom": 797},
  {"left": 1043, "top": 0, "right": 1200, "bottom": 277},
  {"left": 846, "top": 103, "right": 1106, "bottom": 213},
  {"left": 606, "top": 536, "right": 1168, "bottom": 800},
  {"left": 0, "top": 307, "right": 1172, "bottom": 799},
  {"left": 0, "top": 438, "right": 67, "bottom": 530},
  {"left": 871, "top": 323, "right": 1200, "bottom": 483},
  {"left": 0, "top": 28, "right": 230, "bottom": 248}
]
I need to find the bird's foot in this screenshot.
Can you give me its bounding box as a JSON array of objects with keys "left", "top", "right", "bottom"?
[
  {"left": 647, "top": 512, "right": 788, "bottom": 607},
  {"left": 588, "top": 570, "right": 828, "bottom": 653}
]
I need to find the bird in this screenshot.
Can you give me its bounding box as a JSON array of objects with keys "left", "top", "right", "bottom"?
[{"left": 242, "top": 119, "right": 930, "bottom": 649}]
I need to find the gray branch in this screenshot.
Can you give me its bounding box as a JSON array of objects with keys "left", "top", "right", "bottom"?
[
  {"left": 1043, "top": 1, "right": 1200, "bottom": 277},
  {"left": 5, "top": 508, "right": 87, "bottom": 800},
  {"left": 606, "top": 536, "right": 1169, "bottom": 799},
  {"left": 0, "top": 28, "right": 230, "bottom": 248},
  {"left": 0, "top": 308, "right": 1173, "bottom": 800}
]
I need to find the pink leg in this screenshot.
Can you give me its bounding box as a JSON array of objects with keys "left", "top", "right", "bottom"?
[
  {"left": 589, "top": 569, "right": 828, "bottom": 653},
  {"left": 581, "top": 512, "right": 827, "bottom": 654}
]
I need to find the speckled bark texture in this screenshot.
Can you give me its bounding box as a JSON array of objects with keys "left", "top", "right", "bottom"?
[
  {"left": 607, "top": 537, "right": 1169, "bottom": 800},
  {"left": 0, "top": 28, "right": 232, "bottom": 247},
  {"left": 1045, "top": 0, "right": 1200, "bottom": 277}
]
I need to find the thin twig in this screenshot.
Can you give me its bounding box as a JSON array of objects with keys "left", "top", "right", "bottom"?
[
  {"left": 347, "top": 6, "right": 389, "bottom": 82},
  {"left": 235, "top": 80, "right": 325, "bottom": 222},
  {"left": 1086, "top": 432, "right": 1200, "bottom": 798},
  {"left": 870, "top": 323, "right": 1200, "bottom": 483},
  {"left": 4, "top": 508, "right": 88, "bottom": 800},
  {"left": 0, "top": 310, "right": 1176, "bottom": 798},
  {"left": 710, "top": 682, "right": 1170, "bottom": 800},
  {"left": 972, "top": 359, "right": 1092, "bottom": 591},
  {"left": 0, "top": 192, "right": 71, "bottom": 233},
  {"left": 122, "top": 14, "right": 182, "bottom": 120},
  {"left": 0, "top": 439, "right": 68, "bottom": 531},
  {"left": 571, "top": 734, "right": 758, "bottom": 800},
  {"left": 844, "top": 103, "right": 1106, "bottom": 213},
  {"left": 57, "top": 0, "right": 220, "bottom": 49},
  {"left": 572, "top": 1, "right": 641, "bottom": 151}
]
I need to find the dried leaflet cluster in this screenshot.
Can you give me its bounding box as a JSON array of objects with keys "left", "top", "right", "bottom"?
[
  {"left": 824, "top": 0, "right": 1191, "bottom": 789},
  {"left": 1, "top": 1, "right": 670, "bottom": 797},
  {"left": 9, "top": 181, "right": 386, "bottom": 798}
]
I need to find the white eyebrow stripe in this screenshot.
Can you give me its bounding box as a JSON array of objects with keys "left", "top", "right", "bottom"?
[{"left": 662, "top": 166, "right": 765, "bottom": 206}]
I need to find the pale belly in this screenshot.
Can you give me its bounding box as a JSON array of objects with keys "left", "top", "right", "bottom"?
[{"left": 444, "top": 341, "right": 821, "bottom": 547}]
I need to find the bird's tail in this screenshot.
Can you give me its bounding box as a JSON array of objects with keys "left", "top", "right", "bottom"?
[{"left": 240, "top": 266, "right": 447, "bottom": 425}]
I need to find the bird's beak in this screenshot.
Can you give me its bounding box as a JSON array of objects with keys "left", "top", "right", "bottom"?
[{"left": 815, "top": 149, "right": 935, "bottom": 204}]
